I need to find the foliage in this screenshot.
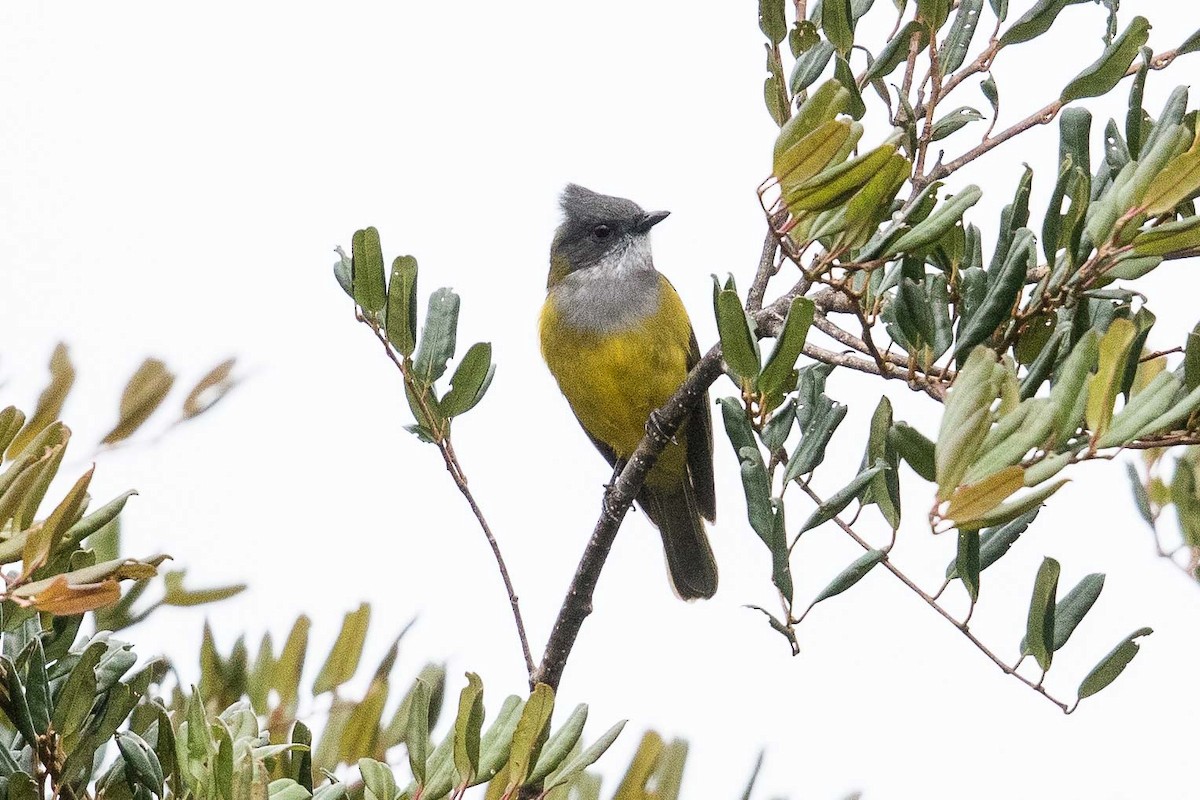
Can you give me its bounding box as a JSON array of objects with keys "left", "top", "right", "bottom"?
[{"left": 334, "top": 0, "right": 1200, "bottom": 718}]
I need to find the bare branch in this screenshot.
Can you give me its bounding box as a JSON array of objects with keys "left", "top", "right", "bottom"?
[{"left": 747, "top": 229, "right": 782, "bottom": 313}]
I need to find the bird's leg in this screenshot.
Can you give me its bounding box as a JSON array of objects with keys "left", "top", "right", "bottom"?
[
  {"left": 606, "top": 459, "right": 626, "bottom": 489},
  {"left": 645, "top": 409, "right": 677, "bottom": 446}
]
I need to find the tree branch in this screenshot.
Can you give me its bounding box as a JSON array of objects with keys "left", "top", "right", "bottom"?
[{"left": 531, "top": 345, "right": 726, "bottom": 689}]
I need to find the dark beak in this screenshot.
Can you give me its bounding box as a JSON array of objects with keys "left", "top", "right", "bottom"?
[{"left": 634, "top": 210, "right": 670, "bottom": 233}]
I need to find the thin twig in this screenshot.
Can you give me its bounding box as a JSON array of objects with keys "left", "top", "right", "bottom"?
[
  {"left": 796, "top": 481, "right": 1073, "bottom": 713},
  {"left": 747, "top": 228, "right": 782, "bottom": 313},
  {"left": 361, "top": 317, "right": 536, "bottom": 681},
  {"left": 927, "top": 99, "right": 1063, "bottom": 182},
  {"left": 442, "top": 438, "right": 536, "bottom": 680}
]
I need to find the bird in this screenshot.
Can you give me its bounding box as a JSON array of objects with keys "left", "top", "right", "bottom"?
[{"left": 539, "top": 184, "right": 717, "bottom": 599}]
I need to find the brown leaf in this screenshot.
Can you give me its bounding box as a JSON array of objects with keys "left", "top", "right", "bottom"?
[
  {"left": 182, "top": 357, "right": 238, "bottom": 419},
  {"left": 7, "top": 344, "right": 74, "bottom": 459},
  {"left": 27, "top": 576, "right": 121, "bottom": 615},
  {"left": 101, "top": 358, "right": 175, "bottom": 445}
]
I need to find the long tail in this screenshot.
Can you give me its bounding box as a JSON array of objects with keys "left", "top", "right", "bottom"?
[{"left": 639, "top": 484, "right": 718, "bottom": 600}]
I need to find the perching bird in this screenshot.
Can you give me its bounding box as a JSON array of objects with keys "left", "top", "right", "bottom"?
[{"left": 539, "top": 184, "right": 717, "bottom": 599}]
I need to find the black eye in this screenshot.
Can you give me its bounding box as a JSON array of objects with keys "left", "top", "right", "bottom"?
[{"left": 592, "top": 224, "right": 612, "bottom": 240}]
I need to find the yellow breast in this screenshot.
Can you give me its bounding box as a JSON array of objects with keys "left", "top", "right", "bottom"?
[{"left": 539, "top": 274, "right": 693, "bottom": 480}]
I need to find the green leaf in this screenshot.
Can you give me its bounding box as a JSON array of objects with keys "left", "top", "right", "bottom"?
[
  {"left": 930, "top": 107, "right": 984, "bottom": 141},
  {"left": 790, "top": 20, "right": 820, "bottom": 58},
  {"left": 117, "top": 731, "right": 165, "bottom": 795},
  {"left": 832, "top": 54, "right": 865, "bottom": 119},
  {"left": 956, "top": 530, "right": 981, "bottom": 602},
  {"left": 789, "top": 39, "right": 837, "bottom": 94},
  {"left": 773, "top": 81, "right": 852, "bottom": 165},
  {"left": 767, "top": 499, "right": 793, "bottom": 601},
  {"left": 888, "top": 185, "right": 982, "bottom": 255},
  {"left": 1125, "top": 49, "right": 1150, "bottom": 158},
  {"left": 999, "top": 0, "right": 1088, "bottom": 47},
  {"left": 760, "top": 297, "right": 815, "bottom": 403},
  {"left": 759, "top": 0, "right": 787, "bottom": 44},
  {"left": 935, "top": 347, "right": 1002, "bottom": 498},
  {"left": 312, "top": 603, "right": 370, "bottom": 695},
  {"left": 822, "top": 0, "right": 854, "bottom": 55},
  {"left": 1085, "top": 318, "right": 1138, "bottom": 443},
  {"left": 714, "top": 283, "right": 761, "bottom": 386},
  {"left": 860, "top": 397, "right": 900, "bottom": 530},
  {"left": 1077, "top": 627, "right": 1152, "bottom": 700},
  {"left": 351, "top": 227, "right": 387, "bottom": 314},
  {"left": 385, "top": 256, "right": 419, "bottom": 357},
  {"left": 1051, "top": 573, "right": 1105, "bottom": 651},
  {"left": 785, "top": 145, "right": 900, "bottom": 213},
  {"left": 1178, "top": 28, "right": 1200, "bottom": 56},
  {"left": 863, "top": 22, "right": 929, "bottom": 84},
  {"left": 812, "top": 550, "right": 886, "bottom": 603},
  {"left": 940, "top": 0, "right": 984, "bottom": 74},
  {"left": 783, "top": 395, "right": 847, "bottom": 480},
  {"left": 1142, "top": 135, "right": 1200, "bottom": 217},
  {"left": 405, "top": 680, "right": 430, "bottom": 785},
  {"left": 764, "top": 74, "right": 789, "bottom": 128},
  {"left": 359, "top": 759, "right": 398, "bottom": 800},
  {"left": 837, "top": 151, "right": 912, "bottom": 253},
  {"left": 50, "top": 640, "right": 104, "bottom": 738},
  {"left": 0, "top": 406, "right": 26, "bottom": 456},
  {"left": 1131, "top": 215, "right": 1200, "bottom": 257},
  {"left": 1025, "top": 557, "right": 1061, "bottom": 672},
  {"left": 0, "top": 656, "right": 36, "bottom": 746},
  {"left": 774, "top": 119, "right": 856, "bottom": 192},
  {"left": 528, "top": 703, "right": 587, "bottom": 784},
  {"left": 507, "top": 683, "right": 554, "bottom": 790},
  {"left": 761, "top": 399, "right": 796, "bottom": 452},
  {"left": 719, "top": 397, "right": 757, "bottom": 457},
  {"left": 955, "top": 227, "right": 1031, "bottom": 358},
  {"left": 452, "top": 672, "right": 484, "bottom": 788},
  {"left": 273, "top": 615, "right": 310, "bottom": 711},
  {"left": 917, "top": 0, "right": 951, "bottom": 29},
  {"left": 439, "top": 342, "right": 495, "bottom": 418},
  {"left": 981, "top": 74, "right": 999, "bottom": 121},
  {"left": 22, "top": 639, "right": 49, "bottom": 736},
  {"left": 799, "top": 465, "right": 885, "bottom": 533},
  {"left": 412, "top": 288, "right": 461, "bottom": 388},
  {"left": 334, "top": 248, "right": 353, "bottom": 298},
  {"left": 738, "top": 448, "right": 773, "bottom": 542},
  {"left": 544, "top": 720, "right": 627, "bottom": 793},
  {"left": 888, "top": 421, "right": 936, "bottom": 481},
  {"left": 1060, "top": 17, "right": 1151, "bottom": 104},
  {"left": 476, "top": 694, "right": 524, "bottom": 786}
]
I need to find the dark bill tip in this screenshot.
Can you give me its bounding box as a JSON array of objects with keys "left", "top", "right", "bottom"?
[{"left": 635, "top": 210, "right": 671, "bottom": 233}]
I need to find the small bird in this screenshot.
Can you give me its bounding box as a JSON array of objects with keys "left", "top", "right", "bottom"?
[{"left": 539, "top": 184, "right": 717, "bottom": 599}]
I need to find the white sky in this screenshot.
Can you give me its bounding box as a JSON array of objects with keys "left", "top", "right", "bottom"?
[{"left": 2, "top": 2, "right": 1200, "bottom": 798}]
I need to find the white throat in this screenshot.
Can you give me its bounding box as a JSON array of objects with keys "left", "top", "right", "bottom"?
[{"left": 551, "top": 235, "right": 661, "bottom": 332}]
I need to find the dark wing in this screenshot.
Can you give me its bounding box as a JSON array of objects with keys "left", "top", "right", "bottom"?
[
  {"left": 565, "top": 407, "right": 622, "bottom": 471},
  {"left": 685, "top": 328, "right": 717, "bottom": 521}
]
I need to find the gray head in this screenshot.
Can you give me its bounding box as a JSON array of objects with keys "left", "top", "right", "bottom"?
[{"left": 548, "top": 184, "right": 669, "bottom": 286}]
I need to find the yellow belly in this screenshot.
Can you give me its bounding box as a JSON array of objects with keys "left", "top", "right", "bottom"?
[{"left": 539, "top": 278, "right": 693, "bottom": 486}]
